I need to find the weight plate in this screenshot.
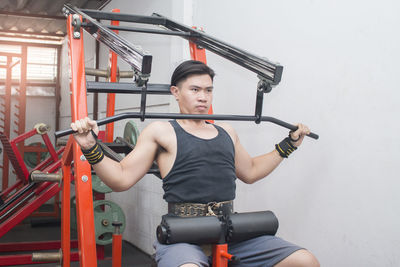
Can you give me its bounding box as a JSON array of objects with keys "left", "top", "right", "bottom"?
[
  {"left": 91, "top": 174, "right": 112, "bottom": 193},
  {"left": 24, "top": 142, "right": 49, "bottom": 168},
  {"left": 123, "top": 120, "right": 139, "bottom": 146},
  {"left": 93, "top": 200, "right": 126, "bottom": 245}
]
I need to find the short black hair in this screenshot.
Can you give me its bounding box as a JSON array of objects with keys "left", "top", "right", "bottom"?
[{"left": 170, "top": 60, "right": 215, "bottom": 86}]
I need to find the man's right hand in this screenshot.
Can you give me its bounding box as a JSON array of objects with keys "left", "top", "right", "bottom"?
[{"left": 70, "top": 117, "right": 99, "bottom": 150}]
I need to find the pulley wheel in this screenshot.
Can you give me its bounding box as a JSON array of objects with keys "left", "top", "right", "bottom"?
[
  {"left": 123, "top": 120, "right": 139, "bottom": 147},
  {"left": 91, "top": 174, "right": 112, "bottom": 193},
  {"left": 93, "top": 200, "right": 126, "bottom": 245},
  {"left": 24, "top": 142, "right": 49, "bottom": 168}
]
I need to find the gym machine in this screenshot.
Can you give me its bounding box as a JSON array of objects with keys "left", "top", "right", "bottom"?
[
  {"left": 0, "top": 124, "right": 65, "bottom": 265},
  {"left": 55, "top": 4, "right": 319, "bottom": 267}
]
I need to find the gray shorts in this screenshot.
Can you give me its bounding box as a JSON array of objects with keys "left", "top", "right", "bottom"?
[{"left": 154, "top": 235, "right": 303, "bottom": 267}]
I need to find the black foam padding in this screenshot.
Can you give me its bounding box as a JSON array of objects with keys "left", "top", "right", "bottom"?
[
  {"left": 157, "top": 215, "right": 224, "bottom": 245},
  {"left": 226, "top": 211, "right": 279, "bottom": 243}
]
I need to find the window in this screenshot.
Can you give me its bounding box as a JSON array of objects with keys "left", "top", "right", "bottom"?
[{"left": 0, "top": 44, "right": 59, "bottom": 96}]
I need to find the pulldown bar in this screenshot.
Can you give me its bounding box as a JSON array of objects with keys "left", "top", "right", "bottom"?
[{"left": 55, "top": 112, "right": 318, "bottom": 139}]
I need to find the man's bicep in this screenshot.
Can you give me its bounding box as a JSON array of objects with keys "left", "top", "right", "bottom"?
[
  {"left": 120, "top": 125, "right": 160, "bottom": 182},
  {"left": 234, "top": 141, "right": 254, "bottom": 183}
]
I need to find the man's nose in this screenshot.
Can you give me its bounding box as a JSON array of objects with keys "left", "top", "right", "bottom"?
[{"left": 197, "top": 90, "right": 207, "bottom": 101}]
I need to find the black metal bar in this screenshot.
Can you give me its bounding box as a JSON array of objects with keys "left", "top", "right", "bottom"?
[
  {"left": 153, "top": 13, "right": 283, "bottom": 85},
  {"left": 81, "top": 23, "right": 193, "bottom": 37},
  {"left": 55, "top": 112, "right": 319, "bottom": 140},
  {"left": 254, "top": 89, "right": 264, "bottom": 124},
  {"left": 0, "top": 183, "right": 36, "bottom": 213},
  {"left": 140, "top": 85, "right": 148, "bottom": 121},
  {"left": 64, "top": 4, "right": 152, "bottom": 75},
  {"left": 0, "top": 191, "right": 35, "bottom": 222},
  {"left": 62, "top": 6, "right": 282, "bottom": 85},
  {"left": 78, "top": 9, "right": 167, "bottom": 25},
  {"left": 86, "top": 81, "right": 171, "bottom": 95}
]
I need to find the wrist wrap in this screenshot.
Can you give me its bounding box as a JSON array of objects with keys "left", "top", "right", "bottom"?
[
  {"left": 275, "top": 137, "right": 297, "bottom": 158},
  {"left": 81, "top": 142, "right": 104, "bottom": 165}
]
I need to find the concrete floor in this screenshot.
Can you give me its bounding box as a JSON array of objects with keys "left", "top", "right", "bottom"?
[{"left": 0, "top": 218, "right": 152, "bottom": 267}]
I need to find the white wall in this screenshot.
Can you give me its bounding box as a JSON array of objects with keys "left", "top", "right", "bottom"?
[
  {"left": 192, "top": 1, "right": 400, "bottom": 266},
  {"left": 59, "top": 0, "right": 400, "bottom": 265}
]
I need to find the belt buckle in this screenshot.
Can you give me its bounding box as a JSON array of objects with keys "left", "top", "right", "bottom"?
[{"left": 206, "top": 202, "right": 218, "bottom": 216}]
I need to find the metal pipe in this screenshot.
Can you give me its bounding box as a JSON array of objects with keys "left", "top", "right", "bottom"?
[
  {"left": 119, "top": 70, "right": 134, "bottom": 78},
  {"left": 0, "top": 183, "right": 36, "bottom": 213},
  {"left": 85, "top": 68, "right": 109, "bottom": 77},
  {"left": 0, "top": 191, "right": 35, "bottom": 222},
  {"left": 30, "top": 171, "right": 63, "bottom": 184},
  {"left": 32, "top": 249, "right": 62, "bottom": 263},
  {"left": 55, "top": 112, "right": 319, "bottom": 139}
]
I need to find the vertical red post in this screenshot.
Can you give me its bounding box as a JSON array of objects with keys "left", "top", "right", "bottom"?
[
  {"left": 105, "top": 8, "right": 120, "bottom": 143},
  {"left": 17, "top": 46, "right": 27, "bottom": 153},
  {"left": 61, "top": 139, "right": 72, "bottom": 267},
  {"left": 212, "top": 244, "right": 229, "bottom": 267},
  {"left": 2, "top": 56, "right": 12, "bottom": 190},
  {"left": 189, "top": 27, "right": 214, "bottom": 123},
  {"left": 66, "top": 14, "right": 97, "bottom": 267},
  {"left": 112, "top": 232, "right": 122, "bottom": 267}
]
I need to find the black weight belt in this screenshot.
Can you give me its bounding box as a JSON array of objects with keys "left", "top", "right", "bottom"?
[{"left": 168, "top": 200, "right": 233, "bottom": 217}]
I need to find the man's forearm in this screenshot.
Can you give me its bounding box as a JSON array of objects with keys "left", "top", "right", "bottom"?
[
  {"left": 91, "top": 157, "right": 128, "bottom": 192},
  {"left": 246, "top": 150, "right": 284, "bottom": 184}
]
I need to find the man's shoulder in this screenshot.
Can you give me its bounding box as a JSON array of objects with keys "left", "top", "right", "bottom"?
[
  {"left": 215, "top": 122, "right": 237, "bottom": 143},
  {"left": 142, "top": 121, "right": 173, "bottom": 138},
  {"left": 144, "top": 121, "right": 171, "bottom": 131},
  {"left": 215, "top": 122, "right": 235, "bottom": 133}
]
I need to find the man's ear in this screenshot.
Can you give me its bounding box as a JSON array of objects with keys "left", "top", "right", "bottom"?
[{"left": 170, "top": 86, "right": 179, "bottom": 100}]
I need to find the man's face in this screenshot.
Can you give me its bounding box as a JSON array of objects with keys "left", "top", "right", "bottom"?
[{"left": 171, "top": 74, "right": 213, "bottom": 114}]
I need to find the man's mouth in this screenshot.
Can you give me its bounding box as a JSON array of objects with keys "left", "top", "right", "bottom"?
[{"left": 196, "top": 105, "right": 208, "bottom": 110}]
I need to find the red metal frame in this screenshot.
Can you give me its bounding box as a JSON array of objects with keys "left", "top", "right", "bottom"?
[
  {"left": 0, "top": 182, "right": 60, "bottom": 238},
  {"left": 212, "top": 244, "right": 235, "bottom": 267},
  {"left": 112, "top": 233, "right": 122, "bottom": 267},
  {"left": 0, "top": 240, "right": 78, "bottom": 252},
  {"left": 105, "top": 9, "right": 120, "bottom": 143},
  {"left": 61, "top": 14, "right": 98, "bottom": 267},
  {"left": 1, "top": 54, "right": 20, "bottom": 190}
]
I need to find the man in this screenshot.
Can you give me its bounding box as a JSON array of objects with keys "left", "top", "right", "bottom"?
[{"left": 71, "top": 60, "right": 319, "bottom": 267}]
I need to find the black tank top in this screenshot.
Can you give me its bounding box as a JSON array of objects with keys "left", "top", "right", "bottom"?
[{"left": 162, "top": 120, "right": 237, "bottom": 203}]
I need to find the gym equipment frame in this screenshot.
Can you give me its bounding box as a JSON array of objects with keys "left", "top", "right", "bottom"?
[
  {"left": 0, "top": 126, "right": 66, "bottom": 266},
  {"left": 58, "top": 4, "right": 318, "bottom": 139},
  {"left": 57, "top": 5, "right": 319, "bottom": 267}
]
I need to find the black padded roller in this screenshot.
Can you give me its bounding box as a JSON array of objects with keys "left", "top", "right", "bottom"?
[
  {"left": 226, "top": 211, "right": 279, "bottom": 243},
  {"left": 157, "top": 215, "right": 224, "bottom": 245}
]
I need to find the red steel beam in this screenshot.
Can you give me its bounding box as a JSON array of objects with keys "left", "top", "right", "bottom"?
[
  {"left": 61, "top": 161, "right": 71, "bottom": 266},
  {"left": 0, "top": 179, "right": 22, "bottom": 199},
  {"left": 16, "top": 45, "right": 27, "bottom": 153},
  {"left": 2, "top": 56, "right": 12, "bottom": 190},
  {"left": 66, "top": 13, "right": 98, "bottom": 267},
  {"left": 0, "top": 183, "right": 61, "bottom": 238},
  {"left": 0, "top": 251, "right": 80, "bottom": 266},
  {"left": 0, "top": 240, "right": 78, "bottom": 252},
  {"left": 105, "top": 8, "right": 120, "bottom": 143},
  {"left": 41, "top": 132, "right": 59, "bottom": 162}
]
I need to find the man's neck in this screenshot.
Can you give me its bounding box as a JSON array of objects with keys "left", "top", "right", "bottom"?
[{"left": 176, "top": 119, "right": 208, "bottom": 128}]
